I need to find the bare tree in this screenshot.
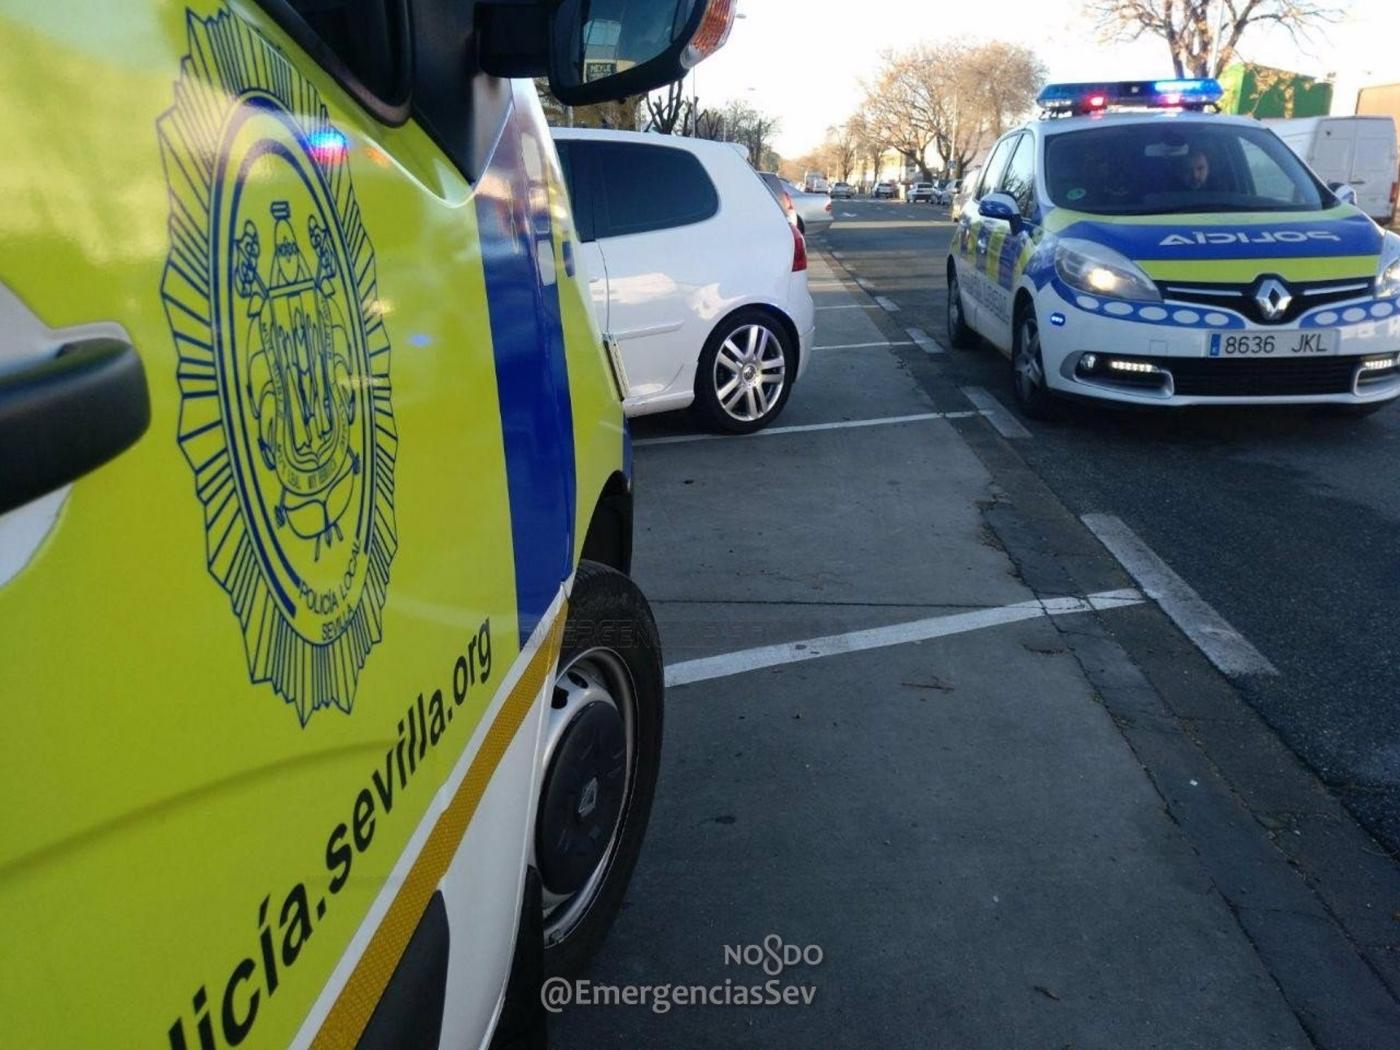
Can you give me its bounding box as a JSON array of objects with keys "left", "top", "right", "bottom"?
[
  {"left": 827, "top": 119, "right": 860, "bottom": 183},
  {"left": 864, "top": 53, "right": 939, "bottom": 180},
  {"left": 646, "top": 80, "right": 693, "bottom": 134},
  {"left": 1091, "top": 0, "right": 1342, "bottom": 78},
  {"left": 863, "top": 41, "right": 1044, "bottom": 181},
  {"left": 693, "top": 100, "right": 782, "bottom": 167}
]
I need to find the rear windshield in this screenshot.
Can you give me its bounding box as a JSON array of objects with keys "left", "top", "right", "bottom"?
[{"left": 1044, "top": 121, "right": 1332, "bottom": 216}]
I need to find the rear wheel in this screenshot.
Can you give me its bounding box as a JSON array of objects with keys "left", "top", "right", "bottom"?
[
  {"left": 946, "top": 270, "right": 977, "bottom": 349},
  {"left": 1011, "top": 303, "right": 1056, "bottom": 420},
  {"left": 693, "top": 309, "right": 796, "bottom": 434},
  {"left": 539, "top": 561, "right": 663, "bottom": 978}
]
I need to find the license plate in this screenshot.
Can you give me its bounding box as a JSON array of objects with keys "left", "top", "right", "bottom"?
[{"left": 1208, "top": 330, "right": 1337, "bottom": 357}]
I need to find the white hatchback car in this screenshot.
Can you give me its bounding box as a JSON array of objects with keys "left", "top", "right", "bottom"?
[{"left": 553, "top": 128, "right": 815, "bottom": 433}]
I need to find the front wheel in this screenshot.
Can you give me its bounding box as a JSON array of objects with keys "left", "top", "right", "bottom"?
[
  {"left": 539, "top": 561, "right": 663, "bottom": 978},
  {"left": 946, "top": 270, "right": 977, "bottom": 349},
  {"left": 693, "top": 309, "right": 796, "bottom": 434},
  {"left": 1011, "top": 305, "right": 1056, "bottom": 420}
]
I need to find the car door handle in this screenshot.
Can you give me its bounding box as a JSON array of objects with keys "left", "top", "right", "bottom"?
[{"left": 0, "top": 336, "right": 150, "bottom": 514}]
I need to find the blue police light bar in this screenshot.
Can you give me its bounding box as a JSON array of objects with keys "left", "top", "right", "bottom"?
[{"left": 1036, "top": 79, "right": 1223, "bottom": 114}]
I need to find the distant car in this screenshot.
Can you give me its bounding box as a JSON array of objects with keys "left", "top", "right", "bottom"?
[
  {"left": 803, "top": 171, "right": 830, "bottom": 193},
  {"left": 554, "top": 129, "right": 815, "bottom": 433},
  {"left": 830, "top": 181, "right": 855, "bottom": 199},
  {"left": 786, "top": 182, "right": 836, "bottom": 235},
  {"left": 872, "top": 181, "right": 897, "bottom": 199},
  {"left": 949, "top": 171, "right": 978, "bottom": 220},
  {"left": 932, "top": 179, "right": 954, "bottom": 204},
  {"left": 907, "top": 181, "right": 936, "bottom": 203}
]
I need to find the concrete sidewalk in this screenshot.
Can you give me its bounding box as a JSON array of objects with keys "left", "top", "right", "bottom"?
[{"left": 553, "top": 250, "right": 1314, "bottom": 1048}]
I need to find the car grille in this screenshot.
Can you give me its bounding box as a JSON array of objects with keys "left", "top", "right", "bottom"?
[
  {"left": 1162, "top": 356, "right": 1360, "bottom": 396},
  {"left": 1156, "top": 277, "right": 1373, "bottom": 325}
]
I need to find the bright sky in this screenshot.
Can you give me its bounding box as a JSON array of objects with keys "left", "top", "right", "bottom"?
[{"left": 689, "top": 0, "right": 1400, "bottom": 157}]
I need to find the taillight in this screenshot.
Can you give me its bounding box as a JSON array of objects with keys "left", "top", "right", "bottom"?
[
  {"left": 683, "top": 0, "right": 736, "bottom": 68},
  {"left": 791, "top": 223, "right": 807, "bottom": 272},
  {"left": 1391, "top": 180, "right": 1398, "bottom": 206},
  {"left": 824, "top": 201, "right": 832, "bottom": 213},
  {"left": 781, "top": 189, "right": 796, "bottom": 218}
]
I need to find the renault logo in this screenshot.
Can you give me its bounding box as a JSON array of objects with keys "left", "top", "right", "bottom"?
[{"left": 1253, "top": 277, "right": 1292, "bottom": 322}]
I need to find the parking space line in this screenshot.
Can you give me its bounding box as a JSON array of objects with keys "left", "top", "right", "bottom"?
[
  {"left": 905, "top": 327, "right": 945, "bottom": 355},
  {"left": 814, "top": 304, "right": 881, "bottom": 311},
  {"left": 633, "top": 410, "right": 982, "bottom": 447},
  {"left": 1081, "top": 514, "right": 1278, "bottom": 677},
  {"left": 814, "top": 340, "right": 914, "bottom": 350},
  {"left": 874, "top": 296, "right": 900, "bottom": 312},
  {"left": 665, "top": 589, "right": 1145, "bottom": 687},
  {"left": 960, "top": 386, "right": 1032, "bottom": 439}
]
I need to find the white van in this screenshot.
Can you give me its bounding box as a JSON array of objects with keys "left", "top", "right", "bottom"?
[{"left": 1265, "top": 115, "right": 1398, "bottom": 224}]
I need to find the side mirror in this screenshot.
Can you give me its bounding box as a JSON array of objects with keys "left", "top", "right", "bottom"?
[
  {"left": 978, "top": 192, "right": 1023, "bottom": 234},
  {"left": 1328, "top": 181, "right": 1359, "bottom": 206},
  {"left": 549, "top": 0, "right": 735, "bottom": 106}
]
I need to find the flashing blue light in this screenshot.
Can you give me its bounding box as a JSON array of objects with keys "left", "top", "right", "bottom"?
[
  {"left": 1037, "top": 79, "right": 1223, "bottom": 114},
  {"left": 306, "top": 128, "right": 349, "bottom": 161}
]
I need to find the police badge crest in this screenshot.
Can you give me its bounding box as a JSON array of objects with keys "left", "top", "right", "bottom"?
[{"left": 158, "top": 7, "right": 398, "bottom": 725}]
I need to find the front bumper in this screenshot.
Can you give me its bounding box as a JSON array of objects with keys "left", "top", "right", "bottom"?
[{"left": 1037, "top": 283, "right": 1400, "bottom": 407}]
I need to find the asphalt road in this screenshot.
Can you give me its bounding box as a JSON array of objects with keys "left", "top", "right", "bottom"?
[{"left": 826, "top": 197, "right": 1400, "bottom": 853}]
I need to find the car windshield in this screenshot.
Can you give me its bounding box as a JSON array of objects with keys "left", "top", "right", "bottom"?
[{"left": 1044, "top": 121, "right": 1332, "bottom": 216}]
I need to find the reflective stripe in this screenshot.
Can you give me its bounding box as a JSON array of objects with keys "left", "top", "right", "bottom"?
[{"left": 309, "top": 611, "right": 566, "bottom": 1049}]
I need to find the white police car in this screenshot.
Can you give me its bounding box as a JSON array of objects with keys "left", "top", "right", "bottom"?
[{"left": 947, "top": 79, "right": 1400, "bottom": 418}]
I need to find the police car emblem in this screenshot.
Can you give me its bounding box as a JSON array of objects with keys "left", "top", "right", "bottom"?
[{"left": 158, "top": 8, "right": 397, "bottom": 724}]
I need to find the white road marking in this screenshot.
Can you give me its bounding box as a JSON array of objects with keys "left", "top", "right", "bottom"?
[
  {"left": 840, "top": 211, "right": 857, "bottom": 217},
  {"left": 856, "top": 277, "right": 875, "bottom": 291},
  {"left": 813, "top": 340, "right": 914, "bottom": 351},
  {"left": 814, "top": 304, "right": 880, "bottom": 311},
  {"left": 665, "top": 589, "right": 1145, "bottom": 687},
  {"left": 961, "top": 386, "right": 1032, "bottom": 439},
  {"left": 634, "top": 410, "right": 982, "bottom": 447},
  {"left": 807, "top": 281, "right": 845, "bottom": 290},
  {"left": 875, "top": 296, "right": 900, "bottom": 312},
  {"left": 905, "top": 327, "right": 945, "bottom": 355},
  {"left": 1080, "top": 514, "right": 1278, "bottom": 677}
]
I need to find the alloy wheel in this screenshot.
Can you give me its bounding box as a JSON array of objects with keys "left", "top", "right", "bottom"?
[{"left": 712, "top": 323, "right": 787, "bottom": 423}]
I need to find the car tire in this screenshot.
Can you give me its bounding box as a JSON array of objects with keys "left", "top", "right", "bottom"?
[
  {"left": 540, "top": 560, "right": 663, "bottom": 979},
  {"left": 946, "top": 270, "right": 978, "bottom": 350},
  {"left": 1011, "top": 302, "right": 1056, "bottom": 420},
  {"left": 693, "top": 308, "right": 797, "bottom": 434}
]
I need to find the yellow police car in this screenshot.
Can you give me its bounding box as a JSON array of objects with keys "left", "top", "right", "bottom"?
[
  {"left": 0, "top": 1, "right": 734, "bottom": 1046},
  {"left": 947, "top": 80, "right": 1400, "bottom": 418}
]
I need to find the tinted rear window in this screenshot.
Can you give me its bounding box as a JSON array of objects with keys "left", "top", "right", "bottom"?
[{"left": 581, "top": 141, "right": 720, "bottom": 237}]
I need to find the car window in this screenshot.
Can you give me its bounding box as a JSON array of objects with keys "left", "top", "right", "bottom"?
[
  {"left": 584, "top": 141, "right": 720, "bottom": 237},
  {"left": 1043, "top": 121, "right": 1329, "bottom": 215},
  {"left": 555, "top": 141, "right": 597, "bottom": 243},
  {"left": 975, "top": 135, "right": 1016, "bottom": 200},
  {"left": 273, "top": 0, "right": 409, "bottom": 110},
  {"left": 998, "top": 132, "right": 1037, "bottom": 216},
  {"left": 1240, "top": 138, "right": 1304, "bottom": 204}
]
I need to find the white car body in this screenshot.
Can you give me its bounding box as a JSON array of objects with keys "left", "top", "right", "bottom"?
[
  {"left": 785, "top": 181, "right": 835, "bottom": 235},
  {"left": 949, "top": 109, "right": 1400, "bottom": 410},
  {"left": 553, "top": 128, "right": 814, "bottom": 418},
  {"left": 1265, "top": 115, "right": 1398, "bottom": 225}
]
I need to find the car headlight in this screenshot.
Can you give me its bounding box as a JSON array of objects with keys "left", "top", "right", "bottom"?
[
  {"left": 1054, "top": 238, "right": 1161, "bottom": 303},
  {"left": 1375, "top": 232, "right": 1400, "bottom": 300}
]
